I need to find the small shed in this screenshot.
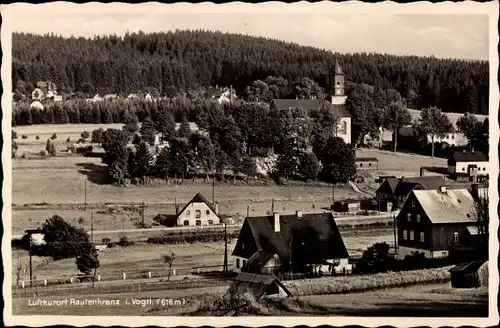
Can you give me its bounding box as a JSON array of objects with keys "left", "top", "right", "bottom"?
[
  {"left": 226, "top": 272, "right": 292, "bottom": 300},
  {"left": 331, "top": 199, "right": 361, "bottom": 213},
  {"left": 355, "top": 157, "right": 379, "bottom": 171},
  {"left": 449, "top": 261, "right": 488, "bottom": 288}
]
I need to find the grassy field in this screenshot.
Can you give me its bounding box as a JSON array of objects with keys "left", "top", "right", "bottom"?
[
  {"left": 12, "top": 232, "right": 392, "bottom": 283},
  {"left": 355, "top": 148, "right": 447, "bottom": 177}
]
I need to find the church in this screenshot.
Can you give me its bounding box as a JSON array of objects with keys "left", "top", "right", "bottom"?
[{"left": 270, "top": 61, "right": 352, "bottom": 145}]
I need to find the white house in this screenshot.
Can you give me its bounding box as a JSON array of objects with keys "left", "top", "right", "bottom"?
[
  {"left": 30, "top": 100, "right": 44, "bottom": 110},
  {"left": 31, "top": 88, "right": 44, "bottom": 100},
  {"left": 175, "top": 193, "right": 221, "bottom": 226},
  {"left": 145, "top": 93, "right": 153, "bottom": 102},
  {"left": 447, "top": 151, "right": 488, "bottom": 181}
]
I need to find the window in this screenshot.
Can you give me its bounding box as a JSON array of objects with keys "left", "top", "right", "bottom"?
[
  {"left": 462, "top": 167, "right": 465, "bottom": 171},
  {"left": 403, "top": 230, "right": 407, "bottom": 240},
  {"left": 341, "top": 121, "right": 347, "bottom": 134},
  {"left": 453, "top": 232, "right": 459, "bottom": 243},
  {"left": 195, "top": 220, "right": 201, "bottom": 226},
  {"left": 208, "top": 220, "right": 214, "bottom": 225},
  {"left": 242, "top": 243, "right": 245, "bottom": 250},
  {"left": 407, "top": 213, "right": 411, "bottom": 221},
  {"left": 411, "top": 200, "right": 415, "bottom": 207},
  {"left": 416, "top": 214, "right": 421, "bottom": 222},
  {"left": 236, "top": 258, "right": 240, "bottom": 269},
  {"left": 368, "top": 163, "right": 372, "bottom": 167},
  {"left": 410, "top": 230, "right": 414, "bottom": 241},
  {"left": 360, "top": 163, "right": 363, "bottom": 167},
  {"left": 336, "top": 82, "right": 341, "bottom": 85},
  {"left": 420, "top": 232, "right": 425, "bottom": 242},
  {"left": 451, "top": 135, "right": 455, "bottom": 139},
  {"left": 243, "top": 260, "right": 247, "bottom": 267},
  {"left": 195, "top": 210, "right": 201, "bottom": 218},
  {"left": 483, "top": 167, "right": 486, "bottom": 171},
  {"left": 206, "top": 210, "right": 210, "bottom": 215},
  {"left": 186, "top": 210, "right": 190, "bottom": 216},
  {"left": 183, "top": 220, "right": 189, "bottom": 226}
]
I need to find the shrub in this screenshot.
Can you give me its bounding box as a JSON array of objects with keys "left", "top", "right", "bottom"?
[
  {"left": 81, "top": 131, "right": 90, "bottom": 139},
  {"left": 51, "top": 133, "right": 57, "bottom": 140},
  {"left": 12, "top": 131, "right": 18, "bottom": 139},
  {"left": 66, "top": 137, "right": 71, "bottom": 143},
  {"left": 39, "top": 150, "right": 47, "bottom": 158},
  {"left": 36, "top": 135, "right": 40, "bottom": 140},
  {"left": 134, "top": 221, "right": 152, "bottom": 229},
  {"left": 118, "top": 236, "right": 134, "bottom": 247},
  {"left": 107, "top": 242, "right": 117, "bottom": 248},
  {"left": 78, "top": 138, "right": 86, "bottom": 144},
  {"left": 101, "top": 238, "right": 111, "bottom": 244},
  {"left": 21, "top": 134, "right": 28, "bottom": 139}
]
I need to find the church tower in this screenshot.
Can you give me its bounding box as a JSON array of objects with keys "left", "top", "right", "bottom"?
[{"left": 331, "top": 61, "right": 347, "bottom": 105}]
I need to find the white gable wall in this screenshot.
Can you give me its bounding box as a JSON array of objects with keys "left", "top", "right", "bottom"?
[{"left": 176, "top": 202, "right": 221, "bottom": 226}]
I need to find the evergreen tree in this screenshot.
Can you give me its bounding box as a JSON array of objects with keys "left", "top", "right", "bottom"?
[
  {"left": 320, "top": 137, "right": 356, "bottom": 183},
  {"left": 135, "top": 142, "right": 154, "bottom": 182},
  {"left": 298, "top": 152, "right": 320, "bottom": 181},
  {"left": 139, "top": 116, "right": 156, "bottom": 145}
]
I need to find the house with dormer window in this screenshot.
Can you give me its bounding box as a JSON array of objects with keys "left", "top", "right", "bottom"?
[{"left": 396, "top": 187, "right": 479, "bottom": 260}]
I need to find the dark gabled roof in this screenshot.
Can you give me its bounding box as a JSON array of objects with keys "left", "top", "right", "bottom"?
[
  {"left": 226, "top": 272, "right": 292, "bottom": 300},
  {"left": 271, "top": 99, "right": 351, "bottom": 118},
  {"left": 402, "top": 176, "right": 446, "bottom": 190},
  {"left": 356, "top": 157, "right": 379, "bottom": 162},
  {"left": 243, "top": 250, "right": 276, "bottom": 274},
  {"left": 334, "top": 199, "right": 361, "bottom": 205},
  {"left": 449, "top": 260, "right": 487, "bottom": 273},
  {"left": 450, "top": 151, "right": 488, "bottom": 163},
  {"left": 233, "top": 212, "right": 349, "bottom": 263},
  {"left": 176, "top": 193, "right": 218, "bottom": 218},
  {"left": 375, "top": 177, "right": 400, "bottom": 194}
]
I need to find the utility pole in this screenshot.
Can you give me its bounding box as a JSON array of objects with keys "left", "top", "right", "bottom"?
[
  {"left": 142, "top": 201, "right": 145, "bottom": 225},
  {"left": 90, "top": 212, "right": 94, "bottom": 243},
  {"left": 84, "top": 180, "right": 87, "bottom": 212},
  {"left": 29, "top": 234, "right": 33, "bottom": 287},
  {"left": 223, "top": 223, "right": 228, "bottom": 272},
  {"left": 212, "top": 170, "right": 216, "bottom": 205},
  {"left": 393, "top": 214, "right": 397, "bottom": 250},
  {"left": 246, "top": 205, "right": 250, "bottom": 218},
  {"left": 271, "top": 198, "right": 275, "bottom": 213},
  {"left": 289, "top": 235, "right": 293, "bottom": 279},
  {"left": 332, "top": 183, "right": 335, "bottom": 204}
]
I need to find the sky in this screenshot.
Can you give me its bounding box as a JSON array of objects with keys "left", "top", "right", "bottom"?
[{"left": 3, "top": 3, "right": 491, "bottom": 61}]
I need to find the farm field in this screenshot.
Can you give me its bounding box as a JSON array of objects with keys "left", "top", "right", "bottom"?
[
  {"left": 355, "top": 148, "right": 447, "bottom": 178},
  {"left": 12, "top": 232, "right": 393, "bottom": 283},
  {"left": 298, "top": 283, "right": 488, "bottom": 317}
]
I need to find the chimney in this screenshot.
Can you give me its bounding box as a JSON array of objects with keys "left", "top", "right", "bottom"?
[
  {"left": 273, "top": 213, "right": 280, "bottom": 232},
  {"left": 296, "top": 211, "right": 303, "bottom": 218},
  {"left": 439, "top": 185, "right": 447, "bottom": 193},
  {"left": 175, "top": 204, "right": 180, "bottom": 215},
  {"left": 215, "top": 203, "right": 219, "bottom": 215},
  {"left": 400, "top": 176, "right": 405, "bottom": 182}
]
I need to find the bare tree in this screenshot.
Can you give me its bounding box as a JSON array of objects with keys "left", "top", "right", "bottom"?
[{"left": 163, "top": 252, "right": 176, "bottom": 281}]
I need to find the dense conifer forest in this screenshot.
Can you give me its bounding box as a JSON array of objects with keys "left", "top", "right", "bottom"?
[{"left": 13, "top": 30, "right": 489, "bottom": 114}]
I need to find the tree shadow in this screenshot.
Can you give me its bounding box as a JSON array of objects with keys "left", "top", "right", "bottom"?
[{"left": 76, "top": 162, "right": 108, "bottom": 185}]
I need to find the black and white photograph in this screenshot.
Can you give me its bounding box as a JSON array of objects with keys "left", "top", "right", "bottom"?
[{"left": 1, "top": 1, "right": 498, "bottom": 326}]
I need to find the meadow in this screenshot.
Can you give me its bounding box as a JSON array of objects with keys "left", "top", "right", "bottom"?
[{"left": 12, "top": 233, "right": 394, "bottom": 284}]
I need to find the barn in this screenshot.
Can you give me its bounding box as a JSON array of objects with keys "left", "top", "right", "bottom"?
[
  {"left": 331, "top": 199, "right": 361, "bottom": 213},
  {"left": 449, "top": 260, "right": 488, "bottom": 288}
]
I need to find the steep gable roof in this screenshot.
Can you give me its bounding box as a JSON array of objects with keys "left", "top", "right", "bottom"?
[
  {"left": 233, "top": 212, "right": 349, "bottom": 263},
  {"left": 413, "top": 189, "right": 475, "bottom": 224},
  {"left": 176, "top": 193, "right": 218, "bottom": 218},
  {"left": 272, "top": 99, "right": 351, "bottom": 118},
  {"left": 375, "top": 177, "right": 399, "bottom": 194},
  {"left": 402, "top": 175, "right": 446, "bottom": 190}
]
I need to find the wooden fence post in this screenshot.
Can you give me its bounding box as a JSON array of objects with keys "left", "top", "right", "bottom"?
[
  {"left": 148, "top": 271, "right": 152, "bottom": 279},
  {"left": 70, "top": 277, "right": 74, "bottom": 284},
  {"left": 44, "top": 279, "right": 47, "bottom": 286},
  {"left": 21, "top": 281, "right": 25, "bottom": 288},
  {"left": 123, "top": 273, "right": 127, "bottom": 280}
]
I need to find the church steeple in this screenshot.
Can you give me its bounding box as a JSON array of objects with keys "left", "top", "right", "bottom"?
[{"left": 332, "top": 61, "right": 345, "bottom": 97}]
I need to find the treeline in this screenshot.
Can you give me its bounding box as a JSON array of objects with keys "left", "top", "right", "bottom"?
[
  {"left": 13, "top": 31, "right": 488, "bottom": 114},
  {"left": 12, "top": 97, "right": 216, "bottom": 126}
]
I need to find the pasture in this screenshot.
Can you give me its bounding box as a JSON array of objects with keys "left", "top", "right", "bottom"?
[{"left": 11, "top": 232, "right": 393, "bottom": 284}]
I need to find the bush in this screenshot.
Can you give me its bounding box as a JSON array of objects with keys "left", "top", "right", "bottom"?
[
  {"left": 107, "top": 242, "right": 117, "bottom": 248},
  {"left": 12, "top": 131, "right": 18, "bottom": 139},
  {"left": 51, "top": 133, "right": 57, "bottom": 140},
  {"left": 66, "top": 137, "right": 71, "bottom": 143},
  {"left": 81, "top": 131, "right": 90, "bottom": 139},
  {"left": 134, "top": 221, "right": 152, "bottom": 229},
  {"left": 21, "top": 134, "right": 28, "bottom": 139},
  {"left": 78, "top": 138, "right": 86, "bottom": 144},
  {"left": 118, "top": 236, "right": 134, "bottom": 247},
  {"left": 39, "top": 150, "right": 47, "bottom": 158},
  {"left": 36, "top": 135, "right": 40, "bottom": 140},
  {"left": 101, "top": 238, "right": 111, "bottom": 244},
  {"left": 147, "top": 230, "right": 239, "bottom": 245}
]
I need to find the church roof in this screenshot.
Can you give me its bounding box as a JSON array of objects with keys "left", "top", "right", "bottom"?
[
  {"left": 271, "top": 99, "right": 351, "bottom": 118},
  {"left": 335, "top": 61, "right": 344, "bottom": 75}
]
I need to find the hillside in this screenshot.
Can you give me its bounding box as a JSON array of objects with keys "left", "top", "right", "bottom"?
[{"left": 13, "top": 30, "right": 488, "bottom": 114}]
